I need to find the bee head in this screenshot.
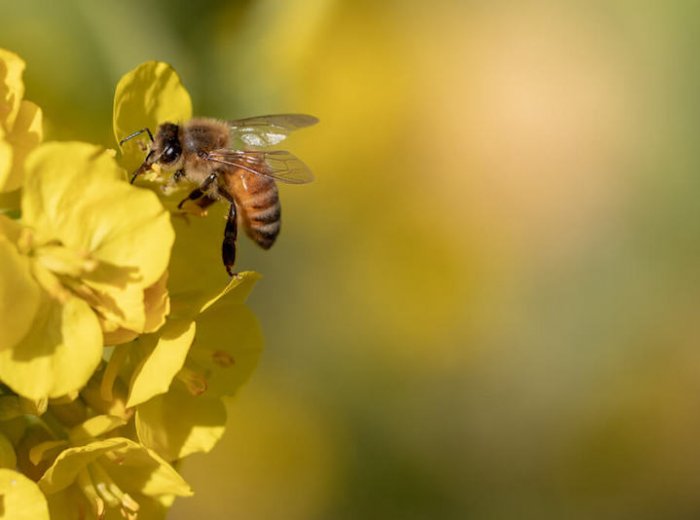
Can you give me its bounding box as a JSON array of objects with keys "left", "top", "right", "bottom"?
[
  {"left": 154, "top": 122, "right": 182, "bottom": 167},
  {"left": 124, "top": 122, "right": 183, "bottom": 184}
]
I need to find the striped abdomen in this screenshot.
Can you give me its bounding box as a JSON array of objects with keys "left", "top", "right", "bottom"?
[{"left": 227, "top": 170, "right": 281, "bottom": 249}]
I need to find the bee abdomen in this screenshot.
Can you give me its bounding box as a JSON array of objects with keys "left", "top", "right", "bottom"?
[
  {"left": 251, "top": 204, "right": 280, "bottom": 224},
  {"left": 245, "top": 204, "right": 281, "bottom": 249},
  {"left": 239, "top": 177, "right": 281, "bottom": 250},
  {"left": 248, "top": 219, "right": 281, "bottom": 249}
]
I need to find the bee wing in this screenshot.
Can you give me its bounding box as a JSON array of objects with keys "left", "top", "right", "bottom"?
[
  {"left": 228, "top": 114, "right": 319, "bottom": 148},
  {"left": 206, "top": 149, "right": 315, "bottom": 184}
]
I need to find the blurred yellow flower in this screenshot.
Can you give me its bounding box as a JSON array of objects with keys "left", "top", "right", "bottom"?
[
  {"left": 98, "top": 270, "right": 258, "bottom": 406},
  {"left": 0, "top": 142, "right": 174, "bottom": 399},
  {"left": 0, "top": 48, "right": 43, "bottom": 194},
  {"left": 38, "top": 437, "right": 191, "bottom": 519},
  {"left": 106, "top": 318, "right": 197, "bottom": 410},
  {"left": 135, "top": 293, "right": 263, "bottom": 461},
  {"left": 97, "top": 272, "right": 262, "bottom": 461}
]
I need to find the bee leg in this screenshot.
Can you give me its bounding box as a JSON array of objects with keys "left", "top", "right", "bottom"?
[
  {"left": 177, "top": 172, "right": 218, "bottom": 209},
  {"left": 130, "top": 150, "right": 155, "bottom": 184},
  {"left": 222, "top": 202, "right": 238, "bottom": 276},
  {"left": 172, "top": 169, "right": 185, "bottom": 183},
  {"left": 195, "top": 194, "right": 217, "bottom": 211}
]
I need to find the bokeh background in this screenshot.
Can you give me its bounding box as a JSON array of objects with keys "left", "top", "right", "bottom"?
[{"left": 2, "top": 0, "right": 700, "bottom": 517}]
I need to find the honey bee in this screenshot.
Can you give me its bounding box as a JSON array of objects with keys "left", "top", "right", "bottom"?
[{"left": 120, "top": 114, "right": 317, "bottom": 275}]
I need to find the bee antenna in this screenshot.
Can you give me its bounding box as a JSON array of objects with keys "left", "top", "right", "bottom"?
[{"left": 119, "top": 128, "right": 154, "bottom": 147}]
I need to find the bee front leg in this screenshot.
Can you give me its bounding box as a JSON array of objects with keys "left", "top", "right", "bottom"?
[
  {"left": 173, "top": 169, "right": 185, "bottom": 183},
  {"left": 222, "top": 202, "right": 238, "bottom": 276},
  {"left": 177, "top": 172, "right": 218, "bottom": 209}
]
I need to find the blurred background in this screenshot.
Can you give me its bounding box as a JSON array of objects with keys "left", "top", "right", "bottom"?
[{"left": 2, "top": 0, "right": 700, "bottom": 517}]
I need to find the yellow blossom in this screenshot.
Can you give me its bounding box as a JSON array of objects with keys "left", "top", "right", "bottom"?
[
  {"left": 96, "top": 271, "right": 262, "bottom": 461},
  {"left": 109, "top": 61, "right": 266, "bottom": 461},
  {"left": 0, "top": 142, "right": 174, "bottom": 399},
  {"left": 0, "top": 48, "right": 43, "bottom": 195},
  {"left": 38, "top": 437, "right": 191, "bottom": 519},
  {"left": 0, "top": 468, "right": 50, "bottom": 519},
  {"left": 135, "top": 280, "right": 263, "bottom": 461},
  {"left": 114, "top": 318, "right": 197, "bottom": 409},
  {"left": 113, "top": 61, "right": 192, "bottom": 178},
  {"left": 129, "top": 271, "right": 260, "bottom": 409},
  {"left": 0, "top": 52, "right": 268, "bottom": 517},
  {"left": 102, "top": 271, "right": 171, "bottom": 346}
]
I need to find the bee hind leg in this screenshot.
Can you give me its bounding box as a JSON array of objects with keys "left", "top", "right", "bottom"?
[
  {"left": 222, "top": 202, "right": 238, "bottom": 276},
  {"left": 195, "top": 194, "right": 217, "bottom": 213}
]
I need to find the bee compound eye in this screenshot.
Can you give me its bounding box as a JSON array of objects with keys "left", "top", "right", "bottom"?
[{"left": 161, "top": 146, "right": 179, "bottom": 164}]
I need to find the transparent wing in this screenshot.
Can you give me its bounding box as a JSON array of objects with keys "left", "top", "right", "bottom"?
[
  {"left": 206, "top": 149, "right": 315, "bottom": 184},
  {"left": 228, "top": 114, "right": 319, "bottom": 148}
]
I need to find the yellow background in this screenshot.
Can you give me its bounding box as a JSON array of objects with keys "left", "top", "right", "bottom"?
[{"left": 2, "top": 1, "right": 700, "bottom": 517}]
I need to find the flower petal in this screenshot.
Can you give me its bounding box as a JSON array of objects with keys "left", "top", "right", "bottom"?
[
  {"left": 0, "top": 49, "right": 26, "bottom": 130},
  {"left": 68, "top": 415, "right": 127, "bottom": 443},
  {"left": 0, "top": 292, "right": 103, "bottom": 400},
  {"left": 142, "top": 271, "right": 170, "bottom": 333},
  {"left": 0, "top": 468, "right": 50, "bottom": 520},
  {"left": 0, "top": 129, "right": 14, "bottom": 194},
  {"left": 22, "top": 142, "right": 175, "bottom": 333},
  {"left": 84, "top": 273, "right": 150, "bottom": 336},
  {"left": 135, "top": 383, "right": 227, "bottom": 461},
  {"left": 40, "top": 438, "right": 190, "bottom": 505},
  {"left": 113, "top": 61, "right": 192, "bottom": 174},
  {"left": 45, "top": 487, "right": 90, "bottom": 520},
  {"left": 23, "top": 142, "right": 174, "bottom": 286},
  {"left": 171, "top": 269, "right": 262, "bottom": 321},
  {"left": 38, "top": 438, "right": 126, "bottom": 494},
  {"left": 102, "top": 438, "right": 193, "bottom": 497},
  {"left": 126, "top": 319, "right": 196, "bottom": 408},
  {"left": 167, "top": 205, "right": 262, "bottom": 317},
  {"left": 104, "top": 270, "right": 171, "bottom": 345},
  {"left": 3, "top": 100, "right": 42, "bottom": 192},
  {"left": 0, "top": 233, "right": 40, "bottom": 351},
  {"left": 189, "top": 300, "right": 263, "bottom": 397}
]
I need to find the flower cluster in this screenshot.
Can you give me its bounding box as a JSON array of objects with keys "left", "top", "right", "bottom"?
[{"left": 0, "top": 52, "right": 263, "bottom": 518}]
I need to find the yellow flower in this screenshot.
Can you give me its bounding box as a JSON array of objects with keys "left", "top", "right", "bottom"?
[
  {"left": 113, "top": 61, "right": 192, "bottom": 178},
  {"left": 38, "top": 436, "right": 191, "bottom": 519},
  {"left": 0, "top": 52, "right": 268, "bottom": 518},
  {"left": 113, "top": 60, "right": 258, "bottom": 297},
  {"left": 134, "top": 275, "right": 263, "bottom": 461},
  {"left": 0, "top": 142, "right": 174, "bottom": 399},
  {"left": 97, "top": 272, "right": 262, "bottom": 461},
  {"left": 110, "top": 62, "right": 265, "bottom": 460},
  {"left": 102, "top": 271, "right": 171, "bottom": 346},
  {"left": 0, "top": 468, "right": 50, "bottom": 519},
  {"left": 0, "top": 48, "right": 43, "bottom": 195}
]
